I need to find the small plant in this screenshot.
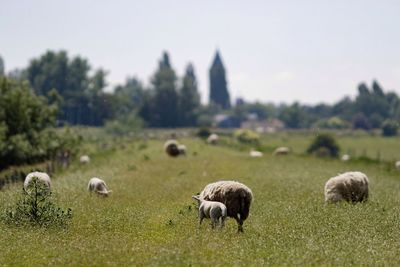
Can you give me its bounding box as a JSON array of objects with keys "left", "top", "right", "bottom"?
[
  {"left": 2, "top": 178, "right": 72, "bottom": 227},
  {"left": 234, "top": 129, "right": 260, "bottom": 145},
  {"left": 307, "top": 133, "right": 340, "bottom": 158}
]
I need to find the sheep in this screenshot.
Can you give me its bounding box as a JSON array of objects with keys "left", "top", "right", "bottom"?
[
  {"left": 273, "top": 147, "right": 290, "bottom": 156},
  {"left": 80, "top": 155, "right": 91, "bottom": 164},
  {"left": 87, "top": 177, "right": 112, "bottom": 196},
  {"left": 395, "top": 161, "right": 400, "bottom": 170},
  {"left": 199, "top": 180, "right": 253, "bottom": 232},
  {"left": 192, "top": 195, "right": 227, "bottom": 229},
  {"left": 177, "top": 144, "right": 187, "bottom": 156},
  {"left": 324, "top": 171, "right": 369, "bottom": 203},
  {"left": 341, "top": 154, "right": 350, "bottom": 162},
  {"left": 207, "top": 133, "right": 219, "bottom": 145},
  {"left": 164, "top": 139, "right": 180, "bottom": 157},
  {"left": 249, "top": 150, "right": 263, "bottom": 158},
  {"left": 24, "top": 171, "right": 51, "bottom": 191}
]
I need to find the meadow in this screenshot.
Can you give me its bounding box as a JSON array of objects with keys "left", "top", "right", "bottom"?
[{"left": 1, "top": 132, "right": 400, "bottom": 266}]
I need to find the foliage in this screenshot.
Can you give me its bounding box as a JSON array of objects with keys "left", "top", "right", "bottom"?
[
  {"left": 307, "top": 133, "right": 340, "bottom": 157},
  {"left": 315, "top": 116, "right": 349, "bottom": 129},
  {"left": 25, "top": 50, "right": 111, "bottom": 125},
  {"left": 113, "top": 77, "right": 144, "bottom": 116},
  {"left": 381, "top": 120, "right": 398, "bottom": 137},
  {"left": 2, "top": 178, "right": 72, "bottom": 227},
  {"left": 209, "top": 51, "right": 230, "bottom": 109},
  {"left": 178, "top": 63, "right": 201, "bottom": 126},
  {"left": 352, "top": 113, "right": 371, "bottom": 130},
  {"left": 196, "top": 127, "right": 211, "bottom": 139},
  {"left": 0, "top": 55, "right": 4, "bottom": 76},
  {"left": 234, "top": 129, "right": 260, "bottom": 144},
  {"left": 105, "top": 113, "right": 143, "bottom": 136}
]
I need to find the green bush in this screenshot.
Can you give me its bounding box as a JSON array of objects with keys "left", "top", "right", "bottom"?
[
  {"left": 0, "top": 77, "right": 81, "bottom": 170},
  {"left": 2, "top": 177, "right": 72, "bottom": 227},
  {"left": 105, "top": 113, "right": 143, "bottom": 136},
  {"left": 234, "top": 129, "right": 260, "bottom": 145},
  {"left": 381, "top": 120, "right": 398, "bottom": 137},
  {"left": 196, "top": 127, "right": 211, "bottom": 139},
  {"left": 307, "top": 133, "right": 340, "bottom": 158},
  {"left": 315, "top": 117, "right": 349, "bottom": 129}
]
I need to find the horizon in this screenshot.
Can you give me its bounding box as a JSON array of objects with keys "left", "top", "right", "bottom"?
[{"left": 1, "top": 0, "right": 399, "bottom": 105}]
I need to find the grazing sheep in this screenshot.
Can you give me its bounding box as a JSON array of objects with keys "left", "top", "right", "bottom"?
[
  {"left": 249, "top": 150, "right": 263, "bottom": 158},
  {"left": 24, "top": 171, "right": 51, "bottom": 191},
  {"left": 192, "top": 195, "right": 227, "bottom": 229},
  {"left": 341, "top": 154, "right": 350, "bottom": 162},
  {"left": 80, "top": 155, "right": 91, "bottom": 164},
  {"left": 207, "top": 133, "right": 219, "bottom": 145},
  {"left": 324, "top": 171, "right": 369, "bottom": 203},
  {"left": 164, "top": 139, "right": 180, "bottom": 157},
  {"left": 88, "top": 177, "right": 112, "bottom": 196},
  {"left": 199, "top": 180, "right": 253, "bottom": 232},
  {"left": 273, "top": 147, "right": 290, "bottom": 156},
  {"left": 395, "top": 161, "right": 400, "bottom": 170},
  {"left": 178, "top": 144, "right": 187, "bottom": 156}
]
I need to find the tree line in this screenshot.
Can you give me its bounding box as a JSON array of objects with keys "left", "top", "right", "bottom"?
[{"left": 1, "top": 50, "right": 399, "bottom": 132}]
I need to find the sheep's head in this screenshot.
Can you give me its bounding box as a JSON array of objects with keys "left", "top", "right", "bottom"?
[{"left": 192, "top": 195, "right": 201, "bottom": 204}]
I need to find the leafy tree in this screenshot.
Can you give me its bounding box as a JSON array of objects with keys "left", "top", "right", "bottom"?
[
  {"left": 113, "top": 77, "right": 144, "bottom": 116},
  {"left": 139, "top": 52, "right": 179, "bottom": 127},
  {"left": 209, "top": 50, "right": 230, "bottom": 109},
  {"left": 279, "top": 103, "right": 307, "bottom": 128},
  {"left": 352, "top": 113, "right": 371, "bottom": 130},
  {"left": 0, "top": 55, "right": 4, "bottom": 76},
  {"left": 178, "top": 63, "right": 201, "bottom": 126},
  {"left": 0, "top": 77, "right": 57, "bottom": 169}
]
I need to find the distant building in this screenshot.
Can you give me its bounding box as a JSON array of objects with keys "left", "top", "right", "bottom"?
[
  {"left": 213, "top": 114, "right": 241, "bottom": 128},
  {"left": 241, "top": 118, "right": 285, "bottom": 133}
]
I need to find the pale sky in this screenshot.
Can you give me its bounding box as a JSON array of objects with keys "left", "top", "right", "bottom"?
[{"left": 1, "top": 0, "right": 399, "bottom": 104}]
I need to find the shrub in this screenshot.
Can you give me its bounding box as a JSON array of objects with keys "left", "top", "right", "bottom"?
[
  {"left": 381, "top": 120, "right": 398, "bottom": 137},
  {"left": 105, "top": 113, "right": 143, "bottom": 136},
  {"left": 196, "top": 127, "right": 211, "bottom": 139},
  {"left": 307, "top": 133, "right": 340, "bottom": 158},
  {"left": 2, "top": 177, "right": 72, "bottom": 227},
  {"left": 234, "top": 129, "right": 260, "bottom": 145}
]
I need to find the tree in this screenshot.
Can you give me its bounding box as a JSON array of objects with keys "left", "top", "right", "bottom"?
[
  {"left": 381, "top": 120, "right": 398, "bottom": 136},
  {"left": 209, "top": 50, "right": 230, "bottom": 109},
  {"left": 178, "top": 63, "right": 201, "bottom": 126},
  {"left": 113, "top": 77, "right": 144, "bottom": 116},
  {"left": 0, "top": 55, "right": 4, "bottom": 76},
  {"left": 139, "top": 52, "right": 179, "bottom": 127}
]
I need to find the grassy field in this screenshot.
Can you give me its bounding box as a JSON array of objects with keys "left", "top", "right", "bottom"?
[{"left": 1, "top": 134, "right": 400, "bottom": 266}]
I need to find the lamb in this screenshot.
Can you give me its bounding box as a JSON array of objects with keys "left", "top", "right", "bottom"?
[
  {"left": 249, "top": 149, "right": 263, "bottom": 157},
  {"left": 87, "top": 177, "right": 112, "bottom": 196},
  {"left": 177, "top": 144, "right": 187, "bottom": 156},
  {"left": 324, "top": 171, "right": 369, "bottom": 203},
  {"left": 199, "top": 180, "right": 253, "bottom": 232},
  {"left": 273, "top": 147, "right": 290, "bottom": 156},
  {"left": 341, "top": 154, "right": 350, "bottom": 162},
  {"left": 207, "top": 133, "right": 219, "bottom": 145},
  {"left": 164, "top": 139, "right": 181, "bottom": 157},
  {"left": 80, "top": 155, "right": 91, "bottom": 164},
  {"left": 192, "top": 195, "right": 227, "bottom": 229},
  {"left": 24, "top": 171, "right": 51, "bottom": 191}
]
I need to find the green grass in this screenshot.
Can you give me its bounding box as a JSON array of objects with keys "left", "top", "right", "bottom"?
[{"left": 1, "top": 136, "right": 400, "bottom": 266}]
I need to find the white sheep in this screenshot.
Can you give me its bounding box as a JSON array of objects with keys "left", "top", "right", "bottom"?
[
  {"left": 395, "top": 161, "right": 400, "bottom": 170},
  {"left": 341, "top": 154, "right": 350, "bottom": 162},
  {"left": 199, "top": 180, "right": 253, "bottom": 232},
  {"left": 164, "top": 139, "right": 180, "bottom": 157},
  {"left": 87, "top": 177, "right": 112, "bottom": 196},
  {"left": 80, "top": 155, "right": 91, "bottom": 164},
  {"left": 250, "top": 150, "right": 263, "bottom": 158},
  {"left": 192, "top": 195, "right": 227, "bottom": 229},
  {"left": 24, "top": 171, "right": 51, "bottom": 191},
  {"left": 324, "top": 171, "right": 369, "bottom": 203},
  {"left": 207, "top": 133, "right": 219, "bottom": 145},
  {"left": 273, "top": 147, "right": 290, "bottom": 156},
  {"left": 178, "top": 144, "right": 187, "bottom": 156}
]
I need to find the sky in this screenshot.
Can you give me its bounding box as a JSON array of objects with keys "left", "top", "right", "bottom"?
[{"left": 1, "top": 0, "right": 399, "bottom": 105}]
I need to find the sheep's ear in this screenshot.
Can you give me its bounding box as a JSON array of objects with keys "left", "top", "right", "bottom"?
[{"left": 192, "top": 195, "right": 200, "bottom": 201}]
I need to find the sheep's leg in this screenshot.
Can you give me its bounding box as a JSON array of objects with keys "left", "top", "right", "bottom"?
[
  {"left": 198, "top": 211, "right": 204, "bottom": 228},
  {"left": 220, "top": 217, "right": 226, "bottom": 229},
  {"left": 233, "top": 214, "right": 244, "bottom": 233}
]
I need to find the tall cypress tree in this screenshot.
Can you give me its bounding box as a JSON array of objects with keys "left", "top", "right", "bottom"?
[
  {"left": 178, "top": 63, "right": 201, "bottom": 126},
  {"left": 0, "top": 55, "right": 4, "bottom": 76},
  {"left": 209, "top": 50, "right": 230, "bottom": 109}
]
